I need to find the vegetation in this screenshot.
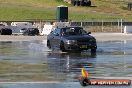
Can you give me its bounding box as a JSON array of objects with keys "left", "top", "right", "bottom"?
[{"left": 0, "top": 0, "right": 131, "bottom": 21}]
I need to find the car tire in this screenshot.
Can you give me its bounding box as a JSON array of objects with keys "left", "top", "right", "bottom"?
[
  {"left": 91, "top": 48, "right": 96, "bottom": 54},
  {"left": 60, "top": 41, "right": 66, "bottom": 52},
  {"left": 47, "top": 40, "right": 51, "bottom": 49}
]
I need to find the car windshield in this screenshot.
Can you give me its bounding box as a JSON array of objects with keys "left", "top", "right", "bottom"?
[{"left": 62, "top": 27, "right": 88, "bottom": 36}]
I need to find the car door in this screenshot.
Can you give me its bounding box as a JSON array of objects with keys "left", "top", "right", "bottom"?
[
  {"left": 52, "top": 28, "right": 61, "bottom": 48},
  {"left": 48, "top": 30, "right": 56, "bottom": 48}
]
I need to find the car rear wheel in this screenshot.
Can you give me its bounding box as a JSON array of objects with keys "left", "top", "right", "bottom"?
[
  {"left": 91, "top": 48, "right": 96, "bottom": 54},
  {"left": 47, "top": 40, "right": 51, "bottom": 49},
  {"left": 60, "top": 42, "right": 66, "bottom": 52}
]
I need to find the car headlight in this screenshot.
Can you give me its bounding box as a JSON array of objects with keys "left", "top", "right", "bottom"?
[{"left": 65, "top": 40, "right": 77, "bottom": 44}]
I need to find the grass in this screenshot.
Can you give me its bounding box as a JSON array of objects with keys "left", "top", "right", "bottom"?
[{"left": 0, "top": 0, "right": 131, "bottom": 21}]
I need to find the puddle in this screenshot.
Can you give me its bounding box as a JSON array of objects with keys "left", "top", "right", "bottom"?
[{"left": 0, "top": 40, "right": 132, "bottom": 82}]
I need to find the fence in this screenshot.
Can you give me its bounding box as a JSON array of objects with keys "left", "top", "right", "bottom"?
[
  {"left": 70, "top": 18, "right": 132, "bottom": 33},
  {"left": 0, "top": 18, "right": 132, "bottom": 33},
  {"left": 32, "top": 18, "right": 132, "bottom": 33}
]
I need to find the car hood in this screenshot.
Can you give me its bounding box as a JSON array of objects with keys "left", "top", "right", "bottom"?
[{"left": 64, "top": 35, "right": 95, "bottom": 40}]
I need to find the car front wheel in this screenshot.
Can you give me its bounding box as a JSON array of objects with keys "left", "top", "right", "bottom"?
[{"left": 60, "top": 42, "right": 66, "bottom": 52}]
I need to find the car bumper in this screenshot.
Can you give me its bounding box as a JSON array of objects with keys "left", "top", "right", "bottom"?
[{"left": 64, "top": 43, "right": 97, "bottom": 51}]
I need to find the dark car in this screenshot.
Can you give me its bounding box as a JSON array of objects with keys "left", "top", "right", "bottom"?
[
  {"left": 47, "top": 27, "right": 97, "bottom": 53},
  {"left": 22, "top": 28, "right": 39, "bottom": 36},
  {"left": 0, "top": 28, "right": 12, "bottom": 35}
]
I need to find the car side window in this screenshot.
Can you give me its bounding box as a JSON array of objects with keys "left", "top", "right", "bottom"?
[
  {"left": 53, "top": 28, "right": 60, "bottom": 36},
  {"left": 56, "top": 29, "right": 60, "bottom": 34}
]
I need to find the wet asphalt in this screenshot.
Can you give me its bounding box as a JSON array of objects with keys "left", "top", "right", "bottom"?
[{"left": 0, "top": 40, "right": 132, "bottom": 88}]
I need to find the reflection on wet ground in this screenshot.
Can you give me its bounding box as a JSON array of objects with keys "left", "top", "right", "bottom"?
[
  {"left": 0, "top": 40, "right": 132, "bottom": 83},
  {"left": 0, "top": 82, "right": 131, "bottom": 88}
]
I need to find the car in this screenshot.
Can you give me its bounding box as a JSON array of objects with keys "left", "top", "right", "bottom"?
[
  {"left": 47, "top": 27, "right": 97, "bottom": 54},
  {"left": 22, "top": 28, "right": 39, "bottom": 36},
  {"left": 0, "top": 28, "right": 12, "bottom": 35}
]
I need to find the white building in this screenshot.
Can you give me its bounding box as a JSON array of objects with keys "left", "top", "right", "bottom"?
[{"left": 40, "top": 22, "right": 70, "bottom": 35}]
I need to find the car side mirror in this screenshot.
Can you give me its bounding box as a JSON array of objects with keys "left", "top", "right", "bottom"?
[
  {"left": 87, "top": 32, "right": 91, "bottom": 34},
  {"left": 50, "top": 31, "right": 53, "bottom": 34}
]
